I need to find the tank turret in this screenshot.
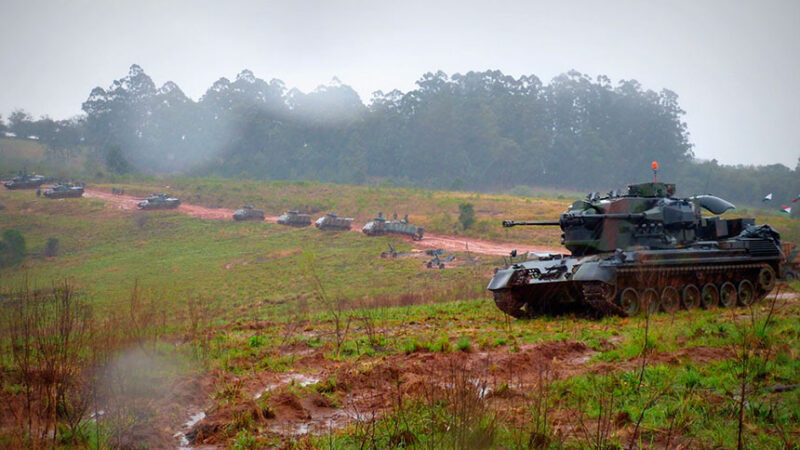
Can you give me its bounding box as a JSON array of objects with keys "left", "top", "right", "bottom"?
[{"left": 488, "top": 176, "right": 783, "bottom": 319}]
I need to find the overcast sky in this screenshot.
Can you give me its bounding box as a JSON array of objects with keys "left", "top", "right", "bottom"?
[{"left": 2, "top": 0, "right": 798, "bottom": 167}]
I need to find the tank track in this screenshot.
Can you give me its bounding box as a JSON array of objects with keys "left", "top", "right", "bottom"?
[
  {"left": 493, "top": 262, "right": 777, "bottom": 319},
  {"left": 493, "top": 290, "right": 529, "bottom": 318},
  {"left": 582, "top": 282, "right": 627, "bottom": 318}
]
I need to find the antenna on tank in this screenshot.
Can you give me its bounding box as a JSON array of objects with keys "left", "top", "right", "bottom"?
[{"left": 651, "top": 161, "right": 659, "bottom": 183}]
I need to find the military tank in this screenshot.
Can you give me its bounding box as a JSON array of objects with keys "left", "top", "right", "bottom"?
[
  {"left": 277, "top": 210, "right": 312, "bottom": 227},
  {"left": 233, "top": 205, "right": 265, "bottom": 221},
  {"left": 43, "top": 184, "right": 84, "bottom": 198},
  {"left": 315, "top": 213, "right": 353, "bottom": 230},
  {"left": 488, "top": 178, "right": 783, "bottom": 318},
  {"left": 4, "top": 173, "right": 45, "bottom": 189},
  {"left": 362, "top": 212, "right": 424, "bottom": 240},
  {"left": 137, "top": 193, "right": 181, "bottom": 210}
]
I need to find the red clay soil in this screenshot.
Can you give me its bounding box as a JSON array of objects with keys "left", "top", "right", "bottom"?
[
  {"left": 182, "top": 339, "right": 736, "bottom": 446},
  {"left": 83, "top": 188, "right": 559, "bottom": 255},
  {"left": 405, "top": 231, "right": 558, "bottom": 256}
]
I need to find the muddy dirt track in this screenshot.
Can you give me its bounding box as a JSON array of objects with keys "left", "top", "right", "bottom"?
[{"left": 83, "top": 188, "right": 557, "bottom": 256}]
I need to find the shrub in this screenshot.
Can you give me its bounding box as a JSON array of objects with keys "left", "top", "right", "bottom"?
[
  {"left": 458, "top": 203, "right": 475, "bottom": 230},
  {"left": 0, "top": 229, "right": 26, "bottom": 267},
  {"left": 456, "top": 336, "right": 472, "bottom": 352},
  {"left": 44, "top": 237, "right": 59, "bottom": 257}
]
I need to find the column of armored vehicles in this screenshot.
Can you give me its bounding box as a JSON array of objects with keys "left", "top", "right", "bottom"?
[
  {"left": 5, "top": 167, "right": 796, "bottom": 319},
  {"left": 240, "top": 206, "right": 424, "bottom": 239}
]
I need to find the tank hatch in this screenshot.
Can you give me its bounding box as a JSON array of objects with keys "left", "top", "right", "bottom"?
[{"left": 626, "top": 182, "right": 676, "bottom": 198}]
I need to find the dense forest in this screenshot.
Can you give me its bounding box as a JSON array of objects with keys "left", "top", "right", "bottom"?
[{"left": 2, "top": 65, "right": 798, "bottom": 209}]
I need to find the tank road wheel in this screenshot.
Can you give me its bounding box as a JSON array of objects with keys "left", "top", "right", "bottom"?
[
  {"left": 757, "top": 266, "right": 776, "bottom": 292},
  {"left": 682, "top": 284, "right": 701, "bottom": 310},
  {"left": 493, "top": 290, "right": 528, "bottom": 319},
  {"left": 719, "top": 282, "right": 737, "bottom": 308},
  {"left": 619, "top": 288, "right": 641, "bottom": 316},
  {"left": 642, "top": 288, "right": 660, "bottom": 316},
  {"left": 700, "top": 283, "right": 719, "bottom": 309},
  {"left": 660, "top": 287, "right": 680, "bottom": 313},
  {"left": 737, "top": 280, "right": 755, "bottom": 306}
]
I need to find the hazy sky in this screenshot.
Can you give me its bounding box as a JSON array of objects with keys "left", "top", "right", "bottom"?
[{"left": 2, "top": 0, "right": 798, "bottom": 167}]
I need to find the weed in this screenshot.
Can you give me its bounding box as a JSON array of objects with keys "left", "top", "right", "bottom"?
[{"left": 456, "top": 336, "right": 472, "bottom": 352}]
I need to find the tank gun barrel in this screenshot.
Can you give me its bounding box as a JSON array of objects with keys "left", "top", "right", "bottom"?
[
  {"left": 503, "top": 213, "right": 647, "bottom": 228},
  {"left": 503, "top": 220, "right": 560, "bottom": 227}
]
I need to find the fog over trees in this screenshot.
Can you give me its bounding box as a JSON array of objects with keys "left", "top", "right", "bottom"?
[{"left": 3, "top": 65, "right": 798, "bottom": 208}]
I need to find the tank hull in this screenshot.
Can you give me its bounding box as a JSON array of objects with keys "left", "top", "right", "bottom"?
[
  {"left": 233, "top": 209, "right": 265, "bottom": 221},
  {"left": 315, "top": 215, "right": 353, "bottom": 230},
  {"left": 44, "top": 187, "right": 84, "bottom": 198},
  {"left": 137, "top": 199, "right": 180, "bottom": 210},
  {"left": 4, "top": 177, "right": 45, "bottom": 189},
  {"left": 362, "top": 220, "right": 424, "bottom": 240},
  {"left": 488, "top": 240, "right": 782, "bottom": 318},
  {"left": 277, "top": 212, "right": 311, "bottom": 227}
]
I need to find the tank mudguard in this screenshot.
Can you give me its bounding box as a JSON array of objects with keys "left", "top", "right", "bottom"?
[
  {"left": 487, "top": 269, "right": 515, "bottom": 291},
  {"left": 571, "top": 261, "right": 615, "bottom": 284}
]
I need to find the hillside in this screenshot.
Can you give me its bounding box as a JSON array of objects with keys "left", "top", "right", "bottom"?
[{"left": 1, "top": 179, "right": 799, "bottom": 448}]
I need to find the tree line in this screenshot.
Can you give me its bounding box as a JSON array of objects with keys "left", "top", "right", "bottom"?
[{"left": 2, "top": 65, "right": 798, "bottom": 209}]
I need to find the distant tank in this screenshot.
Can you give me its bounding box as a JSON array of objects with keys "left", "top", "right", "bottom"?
[
  {"left": 137, "top": 193, "right": 180, "bottom": 210},
  {"left": 488, "top": 174, "right": 783, "bottom": 318},
  {"left": 233, "top": 205, "right": 265, "bottom": 221},
  {"left": 362, "top": 212, "right": 424, "bottom": 240},
  {"left": 43, "top": 184, "right": 84, "bottom": 199},
  {"left": 4, "top": 174, "right": 45, "bottom": 189},
  {"left": 277, "top": 210, "right": 312, "bottom": 227},
  {"left": 315, "top": 213, "right": 353, "bottom": 230}
]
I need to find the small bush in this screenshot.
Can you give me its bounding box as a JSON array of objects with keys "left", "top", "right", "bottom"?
[
  {"left": 232, "top": 429, "right": 256, "bottom": 449},
  {"left": 0, "top": 229, "right": 26, "bottom": 267},
  {"left": 456, "top": 336, "right": 472, "bottom": 352},
  {"left": 402, "top": 338, "right": 425, "bottom": 354},
  {"left": 458, "top": 203, "right": 475, "bottom": 230},
  {"left": 428, "top": 334, "right": 451, "bottom": 353},
  {"left": 248, "top": 335, "right": 264, "bottom": 347},
  {"left": 44, "top": 237, "right": 59, "bottom": 257}
]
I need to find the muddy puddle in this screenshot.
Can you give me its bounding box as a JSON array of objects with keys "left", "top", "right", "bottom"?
[
  {"left": 174, "top": 411, "right": 208, "bottom": 449},
  {"left": 253, "top": 372, "right": 321, "bottom": 399}
]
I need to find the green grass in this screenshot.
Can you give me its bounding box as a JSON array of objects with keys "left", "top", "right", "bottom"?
[{"left": 1, "top": 177, "right": 799, "bottom": 448}]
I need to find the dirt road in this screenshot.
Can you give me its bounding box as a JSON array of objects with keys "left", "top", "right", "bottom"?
[{"left": 83, "top": 188, "right": 558, "bottom": 256}]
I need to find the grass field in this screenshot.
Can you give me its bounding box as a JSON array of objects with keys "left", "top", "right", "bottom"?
[{"left": 1, "top": 175, "right": 799, "bottom": 448}]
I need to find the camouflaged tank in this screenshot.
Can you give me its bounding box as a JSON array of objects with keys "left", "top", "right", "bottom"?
[
  {"left": 488, "top": 181, "right": 783, "bottom": 318},
  {"left": 137, "top": 193, "right": 180, "bottom": 210},
  {"left": 43, "top": 184, "right": 84, "bottom": 198},
  {"left": 362, "top": 213, "right": 423, "bottom": 240},
  {"left": 277, "top": 210, "right": 312, "bottom": 227},
  {"left": 4, "top": 174, "right": 45, "bottom": 189},
  {"left": 233, "top": 205, "right": 265, "bottom": 221},
  {"left": 315, "top": 213, "right": 353, "bottom": 230}
]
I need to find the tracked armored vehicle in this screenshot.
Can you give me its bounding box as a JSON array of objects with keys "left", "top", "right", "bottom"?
[
  {"left": 488, "top": 180, "right": 783, "bottom": 318},
  {"left": 277, "top": 210, "right": 312, "bottom": 227},
  {"left": 233, "top": 205, "right": 265, "bottom": 221},
  {"left": 315, "top": 213, "right": 353, "bottom": 230},
  {"left": 4, "top": 174, "right": 45, "bottom": 189},
  {"left": 43, "top": 184, "right": 84, "bottom": 198},
  {"left": 137, "top": 194, "right": 180, "bottom": 210},
  {"left": 362, "top": 213, "right": 423, "bottom": 240}
]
